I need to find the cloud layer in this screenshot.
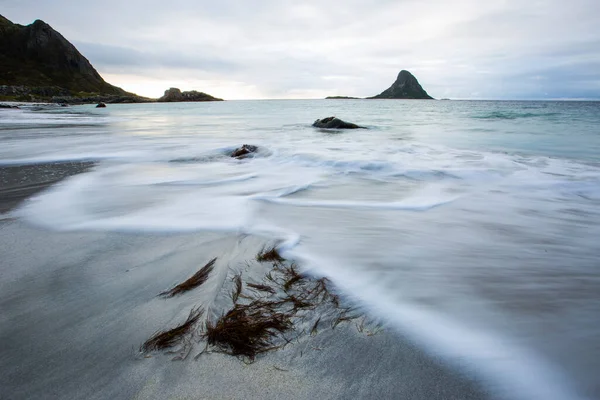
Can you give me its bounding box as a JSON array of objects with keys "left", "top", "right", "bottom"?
[{"left": 2, "top": 0, "right": 599, "bottom": 99}]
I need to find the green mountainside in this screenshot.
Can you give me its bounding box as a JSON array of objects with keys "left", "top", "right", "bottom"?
[{"left": 0, "top": 15, "right": 142, "bottom": 102}]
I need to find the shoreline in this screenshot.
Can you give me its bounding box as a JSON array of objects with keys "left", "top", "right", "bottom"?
[
  {"left": 0, "top": 160, "right": 95, "bottom": 214},
  {"left": 0, "top": 161, "right": 492, "bottom": 399}
]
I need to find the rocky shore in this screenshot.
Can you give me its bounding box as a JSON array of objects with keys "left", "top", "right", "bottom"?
[{"left": 0, "top": 85, "right": 150, "bottom": 104}]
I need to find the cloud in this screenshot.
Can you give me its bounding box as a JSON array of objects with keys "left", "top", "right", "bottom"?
[
  {"left": 2, "top": 0, "right": 599, "bottom": 99},
  {"left": 75, "top": 42, "right": 238, "bottom": 72}
]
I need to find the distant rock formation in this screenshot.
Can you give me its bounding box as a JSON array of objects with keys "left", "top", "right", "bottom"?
[
  {"left": 0, "top": 15, "right": 146, "bottom": 103},
  {"left": 370, "top": 70, "right": 433, "bottom": 99},
  {"left": 325, "top": 96, "right": 359, "bottom": 99},
  {"left": 313, "top": 117, "right": 366, "bottom": 129},
  {"left": 158, "top": 88, "right": 223, "bottom": 102}
]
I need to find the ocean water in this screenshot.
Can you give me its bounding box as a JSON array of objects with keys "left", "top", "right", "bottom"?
[{"left": 2, "top": 100, "right": 600, "bottom": 399}]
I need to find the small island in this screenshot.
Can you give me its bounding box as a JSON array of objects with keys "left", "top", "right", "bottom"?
[
  {"left": 324, "top": 70, "right": 433, "bottom": 100},
  {"left": 158, "top": 88, "right": 223, "bottom": 102},
  {"left": 325, "top": 96, "right": 359, "bottom": 100},
  {"left": 369, "top": 70, "right": 433, "bottom": 99}
]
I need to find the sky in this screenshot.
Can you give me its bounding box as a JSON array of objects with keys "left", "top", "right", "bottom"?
[{"left": 2, "top": 0, "right": 600, "bottom": 100}]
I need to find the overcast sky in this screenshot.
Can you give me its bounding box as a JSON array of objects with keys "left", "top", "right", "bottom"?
[{"left": 2, "top": 0, "right": 599, "bottom": 99}]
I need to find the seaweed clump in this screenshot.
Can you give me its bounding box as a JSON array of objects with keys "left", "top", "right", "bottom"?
[
  {"left": 256, "top": 246, "right": 285, "bottom": 264},
  {"left": 198, "top": 250, "right": 359, "bottom": 361},
  {"left": 204, "top": 301, "right": 293, "bottom": 359},
  {"left": 160, "top": 258, "right": 217, "bottom": 297},
  {"left": 142, "top": 247, "right": 376, "bottom": 361},
  {"left": 141, "top": 308, "right": 203, "bottom": 353}
]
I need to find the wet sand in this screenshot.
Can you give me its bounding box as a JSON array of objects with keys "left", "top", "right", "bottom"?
[
  {"left": 0, "top": 161, "right": 94, "bottom": 214},
  {"left": 0, "top": 162, "right": 492, "bottom": 400}
]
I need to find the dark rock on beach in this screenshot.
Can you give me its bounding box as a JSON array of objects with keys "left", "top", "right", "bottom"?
[
  {"left": 313, "top": 117, "right": 366, "bottom": 129},
  {"left": 158, "top": 88, "right": 223, "bottom": 102},
  {"left": 231, "top": 144, "right": 258, "bottom": 159},
  {"left": 369, "top": 70, "right": 433, "bottom": 99}
]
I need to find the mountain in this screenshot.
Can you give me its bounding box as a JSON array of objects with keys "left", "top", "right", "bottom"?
[
  {"left": 0, "top": 15, "right": 142, "bottom": 102},
  {"left": 370, "top": 70, "right": 433, "bottom": 99}
]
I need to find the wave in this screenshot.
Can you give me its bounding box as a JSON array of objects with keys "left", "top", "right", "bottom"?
[
  {"left": 284, "top": 251, "right": 586, "bottom": 400},
  {"left": 472, "top": 111, "right": 560, "bottom": 120},
  {"left": 0, "top": 108, "right": 109, "bottom": 126},
  {"left": 154, "top": 173, "right": 259, "bottom": 187},
  {"left": 169, "top": 154, "right": 231, "bottom": 164},
  {"left": 253, "top": 196, "right": 458, "bottom": 211},
  {"left": 0, "top": 155, "right": 101, "bottom": 166}
]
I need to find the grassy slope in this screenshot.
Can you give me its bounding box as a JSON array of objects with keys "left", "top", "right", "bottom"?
[{"left": 0, "top": 15, "right": 131, "bottom": 97}]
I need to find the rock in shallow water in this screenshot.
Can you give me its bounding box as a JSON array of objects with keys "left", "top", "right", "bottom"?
[
  {"left": 312, "top": 116, "right": 365, "bottom": 129},
  {"left": 231, "top": 144, "right": 258, "bottom": 159},
  {"left": 96, "top": 102, "right": 106, "bottom": 108}
]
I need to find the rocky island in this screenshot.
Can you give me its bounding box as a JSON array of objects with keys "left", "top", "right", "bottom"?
[
  {"left": 325, "top": 96, "right": 359, "bottom": 99},
  {"left": 369, "top": 70, "right": 433, "bottom": 99},
  {"left": 158, "top": 88, "right": 223, "bottom": 102},
  {"left": 324, "top": 70, "right": 433, "bottom": 100}
]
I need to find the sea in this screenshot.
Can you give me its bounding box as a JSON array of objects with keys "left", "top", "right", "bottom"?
[{"left": 1, "top": 99, "right": 600, "bottom": 399}]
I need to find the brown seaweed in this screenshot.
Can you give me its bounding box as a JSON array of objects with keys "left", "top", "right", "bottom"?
[
  {"left": 256, "top": 246, "right": 285, "bottom": 264},
  {"left": 204, "top": 301, "right": 293, "bottom": 359},
  {"left": 247, "top": 282, "right": 277, "bottom": 294},
  {"left": 159, "top": 258, "right": 217, "bottom": 297},
  {"left": 231, "top": 273, "right": 243, "bottom": 303},
  {"left": 141, "top": 308, "right": 203, "bottom": 352}
]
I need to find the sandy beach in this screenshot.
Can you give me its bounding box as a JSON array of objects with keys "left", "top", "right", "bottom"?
[{"left": 0, "top": 161, "right": 490, "bottom": 399}]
